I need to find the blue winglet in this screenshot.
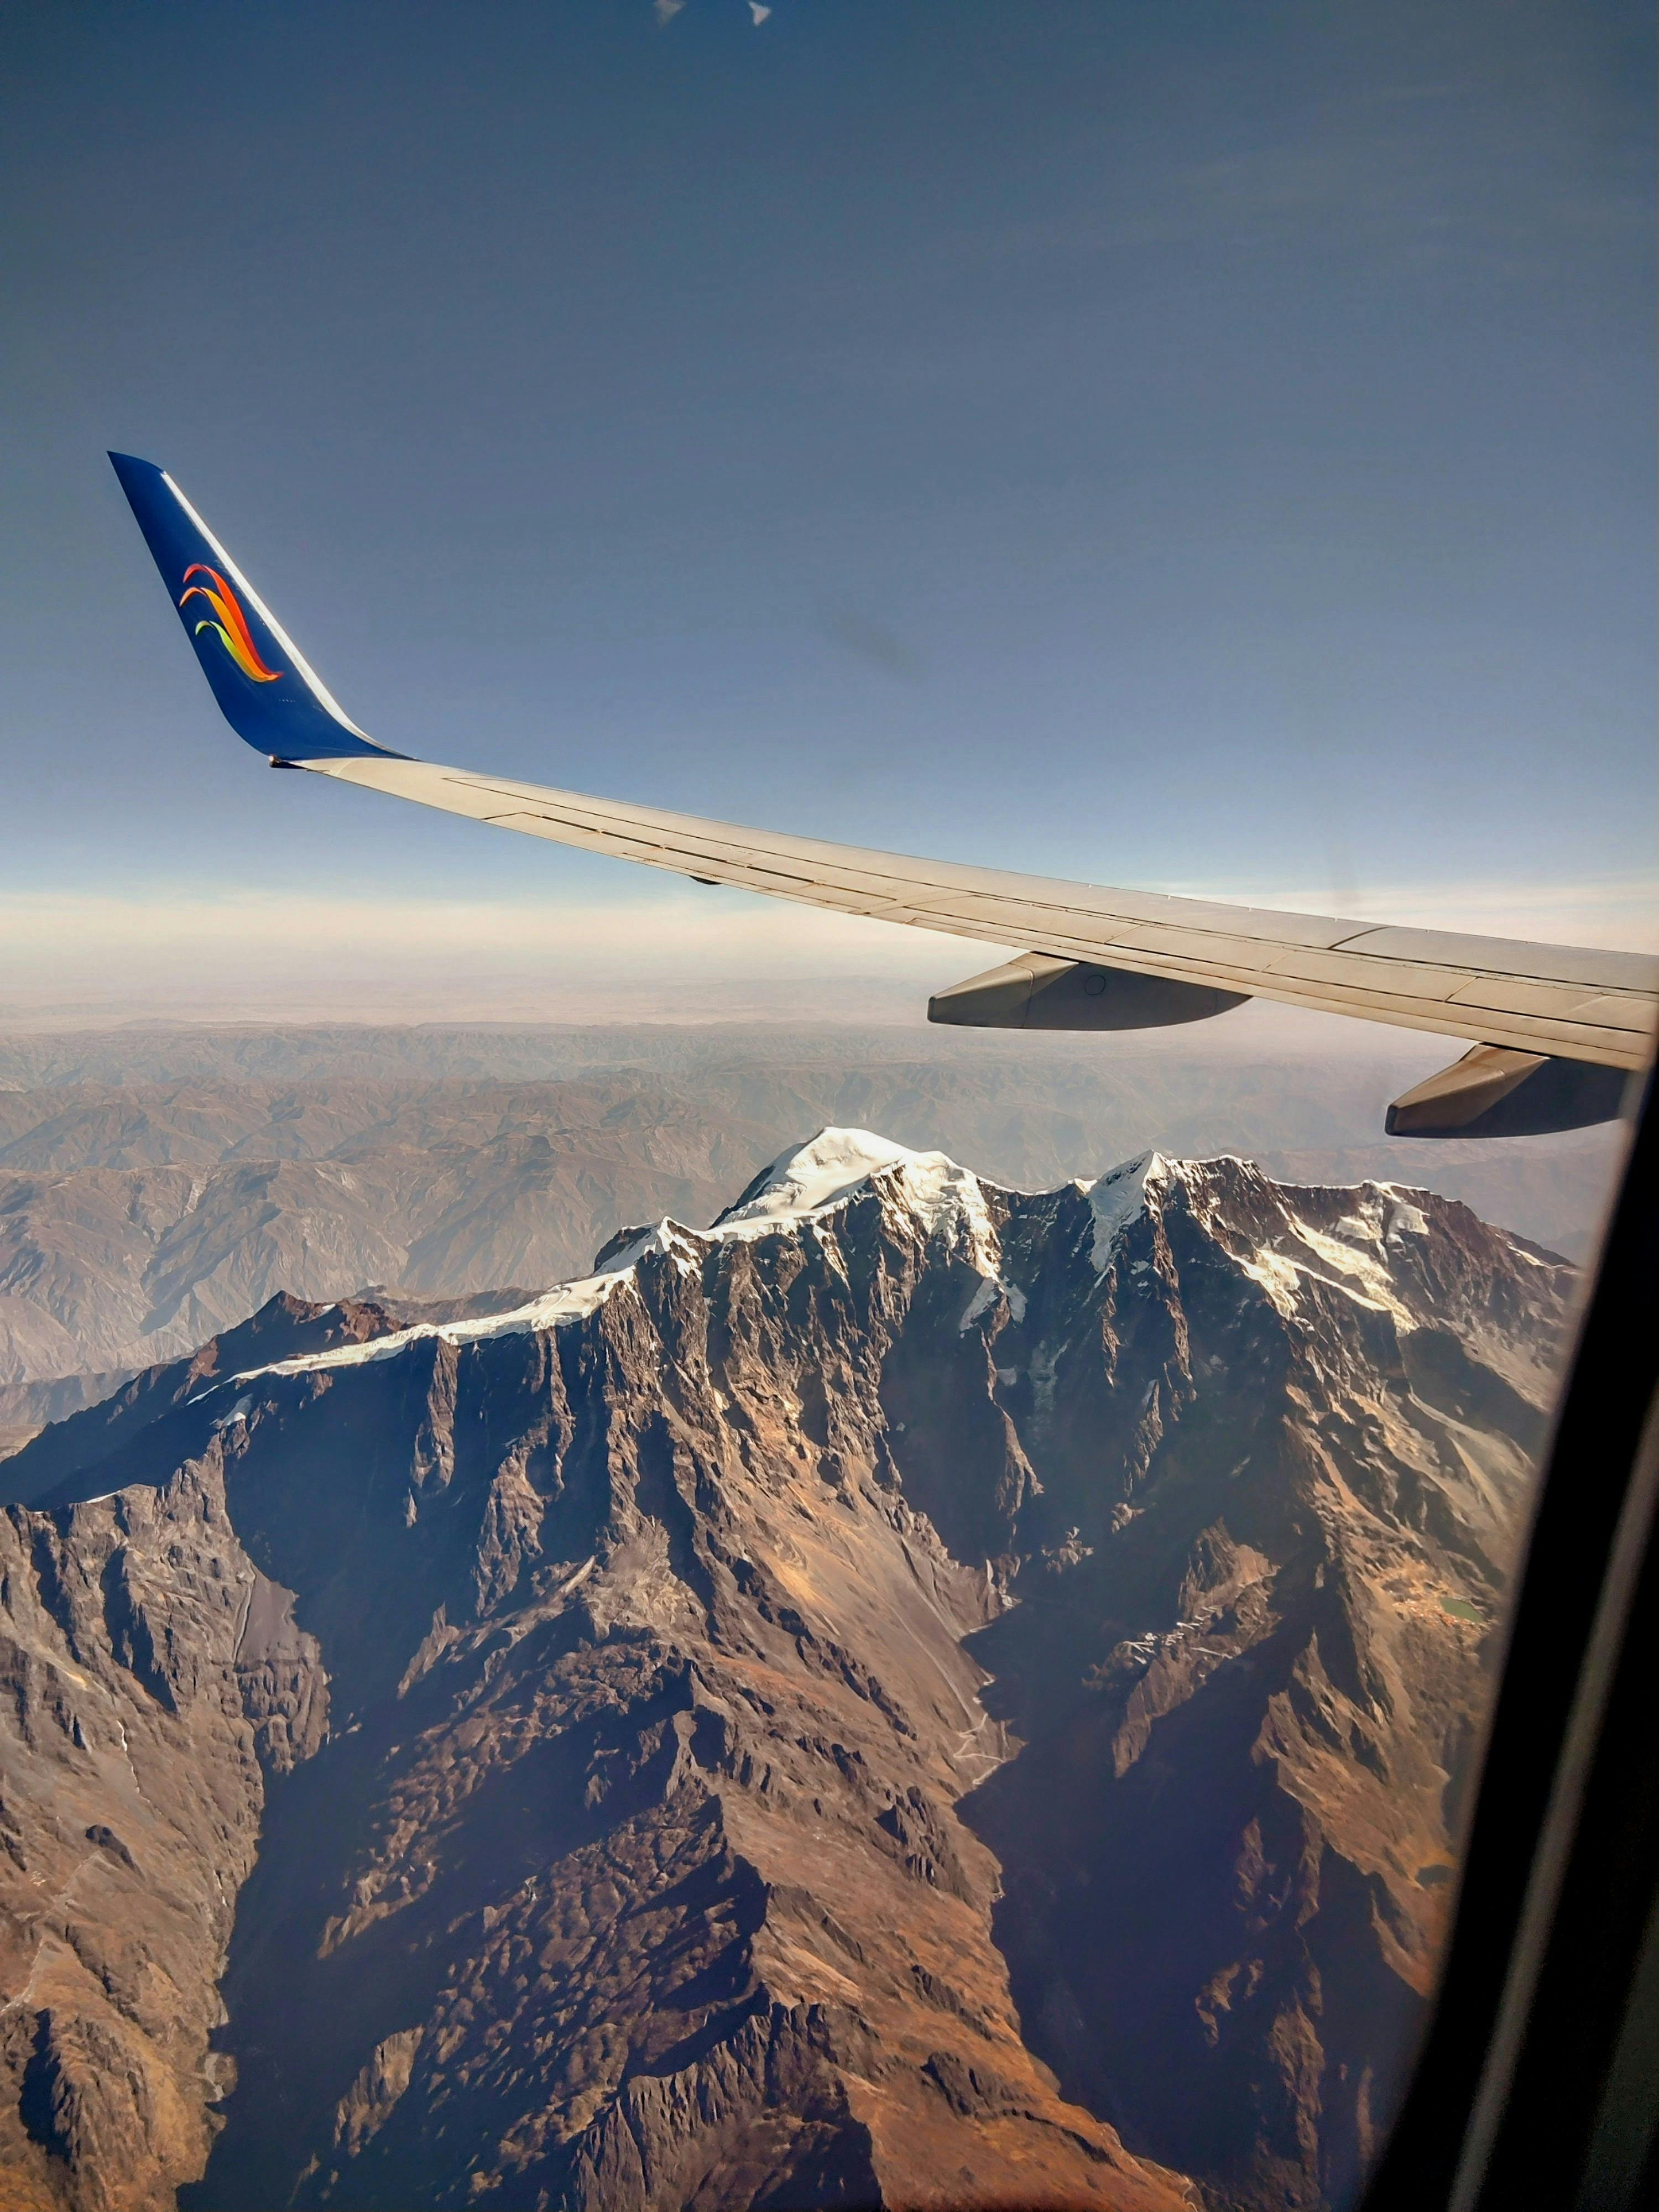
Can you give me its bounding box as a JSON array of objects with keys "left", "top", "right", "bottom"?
[{"left": 108, "top": 452, "right": 396, "bottom": 763}]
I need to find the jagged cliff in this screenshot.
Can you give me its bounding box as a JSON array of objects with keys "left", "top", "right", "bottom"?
[{"left": 0, "top": 1131, "right": 1571, "bottom": 2211}]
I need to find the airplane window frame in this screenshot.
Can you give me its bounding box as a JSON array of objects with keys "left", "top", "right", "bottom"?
[{"left": 1363, "top": 1063, "right": 1659, "bottom": 2209}]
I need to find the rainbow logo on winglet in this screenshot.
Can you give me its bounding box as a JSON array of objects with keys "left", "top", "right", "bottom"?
[{"left": 178, "top": 563, "right": 282, "bottom": 683}]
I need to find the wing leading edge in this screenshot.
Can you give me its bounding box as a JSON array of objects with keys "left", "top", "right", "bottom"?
[
  {"left": 298, "top": 748, "right": 1656, "bottom": 1075},
  {"left": 112, "top": 455, "right": 1658, "bottom": 1122}
]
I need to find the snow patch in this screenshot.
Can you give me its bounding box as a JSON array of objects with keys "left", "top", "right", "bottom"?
[
  {"left": 959, "top": 1272, "right": 1026, "bottom": 1331},
  {"left": 1385, "top": 1199, "right": 1431, "bottom": 1241},
  {"left": 1235, "top": 1248, "right": 1302, "bottom": 1318},
  {"left": 213, "top": 1267, "right": 629, "bottom": 1393},
  {"left": 1329, "top": 1204, "right": 1386, "bottom": 1246},
  {"left": 1288, "top": 1217, "right": 1415, "bottom": 1323}
]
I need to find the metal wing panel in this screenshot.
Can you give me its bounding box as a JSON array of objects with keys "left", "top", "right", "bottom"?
[
  {"left": 1566, "top": 994, "right": 1659, "bottom": 1039},
  {"left": 306, "top": 753, "right": 1656, "bottom": 1070},
  {"left": 1441, "top": 976, "right": 1643, "bottom": 1024},
  {"left": 1337, "top": 927, "right": 1659, "bottom": 993}
]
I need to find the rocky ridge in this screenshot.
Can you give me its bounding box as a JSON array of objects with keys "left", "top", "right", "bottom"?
[{"left": 0, "top": 1130, "right": 1572, "bottom": 2210}]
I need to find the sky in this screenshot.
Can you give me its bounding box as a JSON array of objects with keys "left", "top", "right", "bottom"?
[{"left": 2, "top": 0, "right": 1653, "bottom": 1022}]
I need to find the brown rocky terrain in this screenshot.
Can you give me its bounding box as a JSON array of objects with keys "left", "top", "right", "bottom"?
[{"left": 0, "top": 1128, "right": 1572, "bottom": 2210}]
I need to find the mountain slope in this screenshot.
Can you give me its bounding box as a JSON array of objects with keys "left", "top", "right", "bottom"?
[
  {"left": 954, "top": 1154, "right": 1561, "bottom": 2206},
  {"left": 0, "top": 1132, "right": 1569, "bottom": 2210}
]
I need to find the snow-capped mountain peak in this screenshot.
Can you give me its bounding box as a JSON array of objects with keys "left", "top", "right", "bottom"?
[
  {"left": 714, "top": 1126, "right": 971, "bottom": 1232},
  {"left": 1081, "top": 1149, "right": 1175, "bottom": 1271}
]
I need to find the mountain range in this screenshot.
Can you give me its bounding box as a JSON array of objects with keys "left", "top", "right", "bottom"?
[
  {"left": 0, "top": 1022, "right": 1614, "bottom": 1455},
  {"left": 0, "top": 1126, "right": 1568, "bottom": 2211}
]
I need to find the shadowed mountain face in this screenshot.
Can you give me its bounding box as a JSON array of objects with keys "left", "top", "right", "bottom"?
[{"left": 0, "top": 1131, "right": 1569, "bottom": 2211}]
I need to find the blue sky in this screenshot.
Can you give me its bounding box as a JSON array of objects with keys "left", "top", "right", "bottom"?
[{"left": 2, "top": 0, "right": 1653, "bottom": 1016}]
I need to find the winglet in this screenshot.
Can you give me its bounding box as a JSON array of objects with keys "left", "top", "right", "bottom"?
[{"left": 108, "top": 452, "right": 395, "bottom": 762}]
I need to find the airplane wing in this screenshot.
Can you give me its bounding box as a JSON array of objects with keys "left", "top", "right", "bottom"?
[{"left": 109, "top": 452, "right": 1657, "bottom": 1137}]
